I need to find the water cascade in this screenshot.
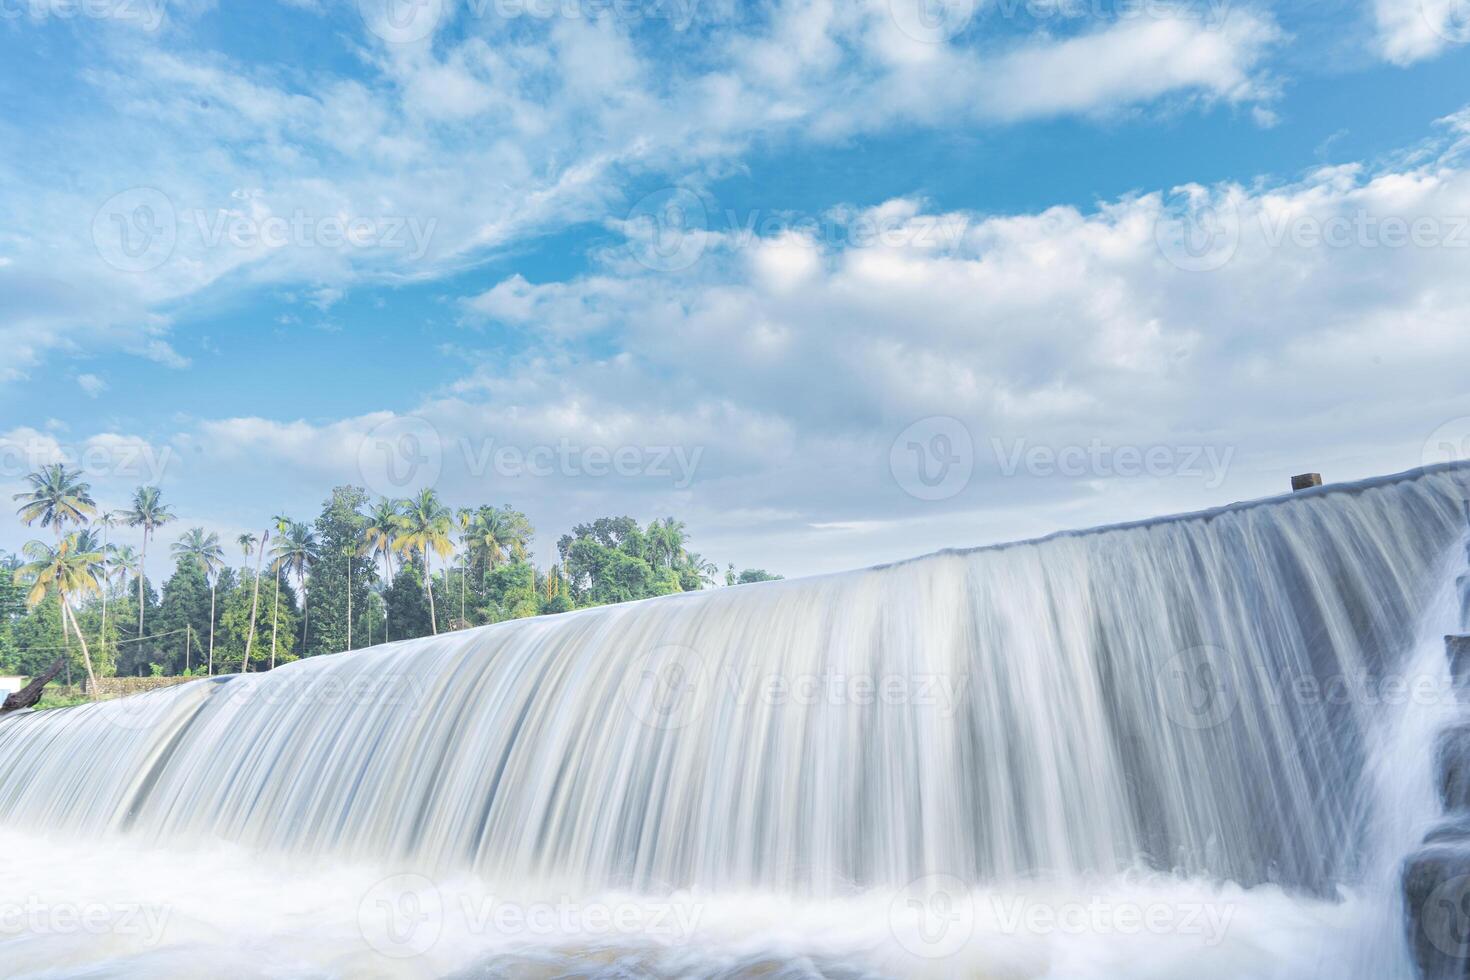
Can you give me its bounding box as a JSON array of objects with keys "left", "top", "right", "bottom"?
[{"left": 3, "top": 464, "right": 1470, "bottom": 978}]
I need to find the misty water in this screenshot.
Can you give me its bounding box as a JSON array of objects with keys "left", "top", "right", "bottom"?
[{"left": 2, "top": 464, "right": 1469, "bottom": 978}]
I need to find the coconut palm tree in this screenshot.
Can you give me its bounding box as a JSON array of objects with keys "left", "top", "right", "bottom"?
[
  {"left": 14, "top": 534, "right": 106, "bottom": 696},
  {"left": 686, "top": 551, "right": 719, "bottom": 588},
  {"left": 13, "top": 464, "right": 96, "bottom": 540},
  {"left": 395, "top": 489, "right": 454, "bottom": 634},
  {"left": 124, "top": 486, "right": 174, "bottom": 642},
  {"left": 239, "top": 531, "right": 270, "bottom": 673},
  {"left": 172, "top": 528, "right": 225, "bottom": 676},
  {"left": 360, "top": 498, "right": 403, "bottom": 581},
  {"left": 110, "top": 544, "right": 139, "bottom": 596},
  {"left": 649, "top": 517, "right": 687, "bottom": 571},
  {"left": 269, "top": 513, "right": 291, "bottom": 670},
  {"left": 272, "top": 522, "right": 318, "bottom": 655},
  {"left": 455, "top": 508, "right": 475, "bottom": 625},
  {"left": 94, "top": 511, "right": 119, "bottom": 668},
  {"left": 465, "top": 505, "right": 532, "bottom": 571}
]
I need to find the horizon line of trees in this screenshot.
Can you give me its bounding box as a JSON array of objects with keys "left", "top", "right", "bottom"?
[{"left": 0, "top": 464, "right": 783, "bottom": 686}]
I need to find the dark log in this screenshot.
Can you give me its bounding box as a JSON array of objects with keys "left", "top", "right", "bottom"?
[
  {"left": 1291, "top": 473, "right": 1324, "bottom": 492},
  {"left": 0, "top": 656, "right": 68, "bottom": 716},
  {"left": 1439, "top": 724, "right": 1470, "bottom": 812},
  {"left": 1451, "top": 637, "right": 1470, "bottom": 699},
  {"left": 1404, "top": 844, "right": 1470, "bottom": 979}
]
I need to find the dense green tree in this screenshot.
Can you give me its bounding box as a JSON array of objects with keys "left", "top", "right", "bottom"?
[
  {"left": 110, "top": 577, "right": 160, "bottom": 677},
  {"left": 306, "top": 486, "right": 376, "bottom": 656},
  {"left": 728, "top": 567, "right": 785, "bottom": 585},
  {"left": 482, "top": 560, "right": 540, "bottom": 621},
  {"left": 154, "top": 559, "right": 213, "bottom": 674},
  {"left": 1, "top": 550, "right": 24, "bottom": 667},
  {"left": 218, "top": 570, "right": 299, "bottom": 672},
  {"left": 7, "top": 594, "right": 68, "bottom": 678},
  {"left": 383, "top": 554, "right": 434, "bottom": 641}
]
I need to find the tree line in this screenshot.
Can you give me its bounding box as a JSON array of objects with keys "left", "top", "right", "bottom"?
[{"left": 0, "top": 464, "right": 782, "bottom": 686}]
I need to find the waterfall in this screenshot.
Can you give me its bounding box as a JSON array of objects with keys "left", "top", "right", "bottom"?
[{"left": 2, "top": 463, "right": 1468, "bottom": 978}]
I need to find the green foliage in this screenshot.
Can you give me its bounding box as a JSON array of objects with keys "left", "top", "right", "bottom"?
[
  {"left": 306, "top": 486, "right": 376, "bottom": 656},
  {"left": 153, "top": 559, "right": 213, "bottom": 674},
  {"left": 383, "top": 554, "right": 433, "bottom": 641},
  {"left": 217, "top": 570, "right": 299, "bottom": 672},
  {"left": 0, "top": 551, "right": 23, "bottom": 669},
  {"left": 483, "top": 560, "right": 540, "bottom": 622},
  {"left": 730, "top": 568, "right": 785, "bottom": 585},
  {"left": 7, "top": 594, "right": 67, "bottom": 678},
  {"left": 1, "top": 468, "right": 782, "bottom": 679}
]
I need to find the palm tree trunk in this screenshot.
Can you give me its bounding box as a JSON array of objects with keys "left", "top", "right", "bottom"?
[
  {"left": 100, "top": 546, "right": 109, "bottom": 673},
  {"left": 61, "top": 597, "right": 99, "bottom": 698},
  {"left": 424, "top": 547, "right": 438, "bottom": 634},
  {"left": 300, "top": 573, "right": 309, "bottom": 655},
  {"left": 138, "top": 529, "right": 148, "bottom": 638},
  {"left": 62, "top": 615, "right": 73, "bottom": 687},
  {"left": 207, "top": 580, "right": 216, "bottom": 676},
  {"left": 242, "top": 535, "right": 267, "bottom": 673},
  {"left": 270, "top": 565, "right": 281, "bottom": 670}
]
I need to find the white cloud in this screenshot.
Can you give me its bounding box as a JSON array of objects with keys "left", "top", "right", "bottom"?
[
  {"left": 76, "top": 374, "right": 107, "bottom": 398},
  {"left": 63, "top": 110, "right": 1465, "bottom": 576},
  {"left": 1373, "top": 0, "right": 1468, "bottom": 64},
  {"left": 0, "top": 1, "right": 1282, "bottom": 384}
]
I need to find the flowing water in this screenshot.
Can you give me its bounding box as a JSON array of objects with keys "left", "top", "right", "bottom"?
[{"left": 3, "top": 464, "right": 1469, "bottom": 978}]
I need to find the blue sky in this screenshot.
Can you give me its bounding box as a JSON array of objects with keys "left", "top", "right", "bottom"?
[{"left": 2, "top": 0, "right": 1470, "bottom": 578}]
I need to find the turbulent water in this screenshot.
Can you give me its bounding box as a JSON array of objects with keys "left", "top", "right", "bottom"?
[{"left": 3, "top": 464, "right": 1469, "bottom": 979}]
